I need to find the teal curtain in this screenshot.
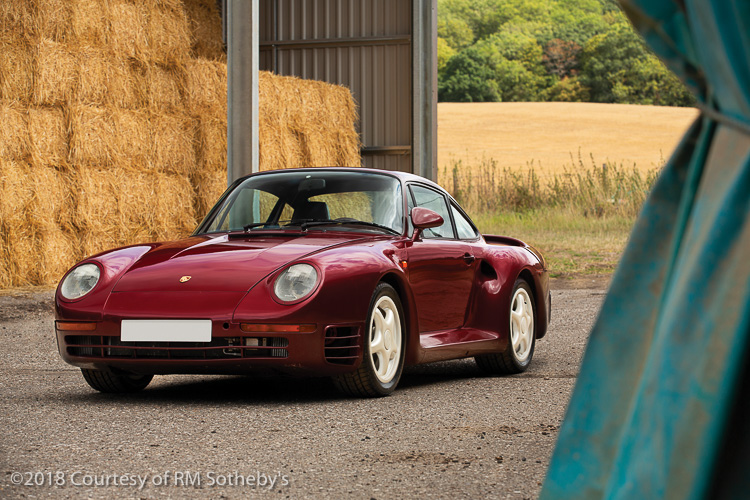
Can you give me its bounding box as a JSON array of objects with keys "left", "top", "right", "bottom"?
[{"left": 541, "top": 1, "right": 750, "bottom": 499}]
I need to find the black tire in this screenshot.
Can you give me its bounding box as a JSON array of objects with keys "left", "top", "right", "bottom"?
[
  {"left": 333, "top": 283, "right": 406, "bottom": 397},
  {"left": 476, "top": 278, "right": 536, "bottom": 374},
  {"left": 81, "top": 369, "right": 153, "bottom": 393}
]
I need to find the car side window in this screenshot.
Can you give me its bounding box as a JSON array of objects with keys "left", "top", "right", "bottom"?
[
  {"left": 410, "top": 185, "right": 455, "bottom": 239},
  {"left": 451, "top": 204, "right": 478, "bottom": 240}
]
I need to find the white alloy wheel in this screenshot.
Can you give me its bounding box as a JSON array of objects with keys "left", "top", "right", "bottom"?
[
  {"left": 331, "top": 283, "right": 406, "bottom": 397},
  {"left": 474, "top": 278, "right": 536, "bottom": 374},
  {"left": 509, "top": 286, "right": 534, "bottom": 363},
  {"left": 369, "top": 294, "right": 403, "bottom": 384}
]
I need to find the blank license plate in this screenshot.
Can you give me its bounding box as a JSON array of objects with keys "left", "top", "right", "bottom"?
[{"left": 121, "top": 320, "right": 212, "bottom": 342}]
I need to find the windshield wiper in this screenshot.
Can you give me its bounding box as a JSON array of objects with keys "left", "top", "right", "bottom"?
[{"left": 297, "top": 218, "right": 399, "bottom": 235}]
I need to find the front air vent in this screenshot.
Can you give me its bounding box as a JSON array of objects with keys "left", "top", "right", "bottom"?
[{"left": 324, "top": 326, "right": 361, "bottom": 365}]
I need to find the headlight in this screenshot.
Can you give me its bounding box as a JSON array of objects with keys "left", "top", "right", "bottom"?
[
  {"left": 273, "top": 264, "right": 318, "bottom": 302},
  {"left": 60, "top": 263, "right": 101, "bottom": 300}
]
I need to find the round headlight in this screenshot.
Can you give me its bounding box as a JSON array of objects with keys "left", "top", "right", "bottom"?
[
  {"left": 274, "top": 264, "right": 318, "bottom": 302},
  {"left": 60, "top": 263, "right": 101, "bottom": 300}
]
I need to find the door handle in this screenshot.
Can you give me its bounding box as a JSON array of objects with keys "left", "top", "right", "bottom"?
[{"left": 463, "top": 253, "right": 475, "bottom": 264}]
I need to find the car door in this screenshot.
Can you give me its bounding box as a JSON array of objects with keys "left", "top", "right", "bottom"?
[{"left": 406, "top": 184, "right": 477, "bottom": 333}]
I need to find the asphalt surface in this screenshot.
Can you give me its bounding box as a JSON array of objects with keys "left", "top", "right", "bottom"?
[{"left": 0, "top": 282, "right": 606, "bottom": 499}]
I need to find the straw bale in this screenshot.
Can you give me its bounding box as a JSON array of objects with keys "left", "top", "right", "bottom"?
[
  {"left": 0, "top": 36, "right": 34, "bottom": 101},
  {"left": 0, "top": 2, "right": 35, "bottom": 39},
  {"left": 74, "top": 47, "right": 143, "bottom": 108},
  {"left": 74, "top": 166, "right": 196, "bottom": 251},
  {"left": 192, "top": 168, "right": 226, "bottom": 219},
  {"left": 146, "top": 63, "right": 186, "bottom": 112},
  {"left": 71, "top": 0, "right": 110, "bottom": 45},
  {"left": 74, "top": 45, "right": 110, "bottom": 105},
  {"left": 69, "top": 105, "right": 117, "bottom": 167},
  {"left": 28, "top": 164, "right": 75, "bottom": 230},
  {"left": 34, "top": 0, "right": 74, "bottom": 42},
  {"left": 149, "top": 111, "right": 197, "bottom": 175},
  {"left": 185, "top": 58, "right": 226, "bottom": 115},
  {"left": 0, "top": 104, "right": 30, "bottom": 161},
  {"left": 32, "top": 224, "right": 78, "bottom": 284},
  {"left": 195, "top": 114, "right": 226, "bottom": 172},
  {"left": 146, "top": 3, "right": 192, "bottom": 65},
  {"left": 33, "top": 38, "right": 77, "bottom": 106},
  {"left": 0, "top": 159, "right": 33, "bottom": 227},
  {"left": 111, "top": 109, "right": 151, "bottom": 166},
  {"left": 2, "top": 227, "right": 36, "bottom": 287},
  {"left": 257, "top": 71, "right": 360, "bottom": 170},
  {"left": 184, "top": 0, "right": 225, "bottom": 61},
  {"left": 28, "top": 106, "right": 68, "bottom": 167},
  {"left": 109, "top": 1, "right": 149, "bottom": 62}
]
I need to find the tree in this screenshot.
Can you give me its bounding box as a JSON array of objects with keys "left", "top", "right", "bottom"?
[
  {"left": 543, "top": 39, "right": 581, "bottom": 79},
  {"left": 438, "top": 47, "right": 501, "bottom": 102}
]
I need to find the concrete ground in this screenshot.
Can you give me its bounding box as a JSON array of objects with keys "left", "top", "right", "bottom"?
[{"left": 0, "top": 279, "right": 607, "bottom": 499}]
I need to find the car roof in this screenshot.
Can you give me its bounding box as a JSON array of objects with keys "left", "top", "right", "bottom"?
[{"left": 240, "top": 167, "right": 444, "bottom": 191}]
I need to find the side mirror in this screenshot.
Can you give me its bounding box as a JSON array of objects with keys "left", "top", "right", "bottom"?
[{"left": 410, "top": 207, "right": 443, "bottom": 241}]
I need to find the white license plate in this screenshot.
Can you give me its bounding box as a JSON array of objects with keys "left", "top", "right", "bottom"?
[{"left": 121, "top": 320, "right": 212, "bottom": 342}]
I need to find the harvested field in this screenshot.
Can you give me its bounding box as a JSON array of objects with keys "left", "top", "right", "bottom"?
[{"left": 438, "top": 102, "right": 698, "bottom": 176}]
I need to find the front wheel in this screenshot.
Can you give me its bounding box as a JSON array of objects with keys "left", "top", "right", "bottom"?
[
  {"left": 81, "top": 369, "right": 153, "bottom": 393},
  {"left": 476, "top": 278, "right": 536, "bottom": 374},
  {"left": 332, "top": 283, "right": 406, "bottom": 397}
]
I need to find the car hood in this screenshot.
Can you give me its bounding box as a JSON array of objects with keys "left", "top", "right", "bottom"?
[{"left": 110, "top": 232, "right": 368, "bottom": 293}]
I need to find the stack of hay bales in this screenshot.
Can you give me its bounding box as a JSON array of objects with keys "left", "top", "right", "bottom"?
[{"left": 0, "top": 0, "right": 360, "bottom": 288}]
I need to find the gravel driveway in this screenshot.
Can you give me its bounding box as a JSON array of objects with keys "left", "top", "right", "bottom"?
[{"left": 0, "top": 281, "right": 606, "bottom": 499}]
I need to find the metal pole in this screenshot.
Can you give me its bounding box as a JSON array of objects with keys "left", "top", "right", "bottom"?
[
  {"left": 412, "top": 0, "right": 437, "bottom": 181},
  {"left": 227, "top": 0, "right": 259, "bottom": 184}
]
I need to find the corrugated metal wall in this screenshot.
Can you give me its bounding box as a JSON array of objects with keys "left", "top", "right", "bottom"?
[{"left": 259, "top": 0, "right": 414, "bottom": 173}]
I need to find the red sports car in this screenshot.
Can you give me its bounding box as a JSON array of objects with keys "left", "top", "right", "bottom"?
[{"left": 55, "top": 168, "right": 550, "bottom": 397}]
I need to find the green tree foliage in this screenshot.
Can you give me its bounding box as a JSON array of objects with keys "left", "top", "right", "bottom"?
[{"left": 437, "top": 0, "right": 694, "bottom": 106}]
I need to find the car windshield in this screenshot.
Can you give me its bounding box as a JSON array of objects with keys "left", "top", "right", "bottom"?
[{"left": 196, "top": 170, "right": 404, "bottom": 235}]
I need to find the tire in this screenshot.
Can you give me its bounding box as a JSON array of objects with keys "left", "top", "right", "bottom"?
[
  {"left": 81, "top": 368, "right": 153, "bottom": 393},
  {"left": 333, "top": 283, "right": 406, "bottom": 397},
  {"left": 476, "top": 278, "right": 536, "bottom": 374}
]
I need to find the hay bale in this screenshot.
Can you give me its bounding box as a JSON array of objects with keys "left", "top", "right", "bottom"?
[
  {"left": 111, "top": 108, "right": 151, "bottom": 166},
  {"left": 33, "top": 224, "right": 78, "bottom": 284},
  {"left": 74, "top": 166, "right": 197, "bottom": 253},
  {"left": 195, "top": 114, "right": 226, "bottom": 171},
  {"left": 74, "top": 47, "right": 143, "bottom": 108},
  {"left": 35, "top": 0, "right": 74, "bottom": 42},
  {"left": 192, "top": 168, "right": 226, "bottom": 220},
  {"left": 257, "top": 72, "right": 360, "bottom": 170},
  {"left": 185, "top": 58, "right": 226, "bottom": 115},
  {"left": 2, "top": 227, "right": 36, "bottom": 287},
  {"left": 0, "top": 104, "right": 30, "bottom": 161},
  {"left": 28, "top": 164, "right": 75, "bottom": 230},
  {"left": 109, "top": 1, "right": 149, "bottom": 62},
  {"left": 0, "top": 2, "right": 35, "bottom": 39},
  {"left": 69, "top": 105, "right": 116, "bottom": 167},
  {"left": 33, "top": 38, "right": 77, "bottom": 106},
  {"left": 146, "top": 63, "right": 186, "bottom": 111},
  {"left": 146, "top": 3, "right": 192, "bottom": 65},
  {"left": 29, "top": 106, "right": 68, "bottom": 167},
  {"left": 0, "top": 36, "right": 34, "bottom": 101},
  {"left": 184, "top": 0, "right": 225, "bottom": 61},
  {"left": 71, "top": 0, "right": 110, "bottom": 45},
  {"left": 149, "top": 111, "right": 197, "bottom": 175},
  {"left": 0, "top": 159, "right": 33, "bottom": 226}
]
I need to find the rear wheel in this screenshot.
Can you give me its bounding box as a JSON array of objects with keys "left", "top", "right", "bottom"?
[
  {"left": 476, "top": 278, "right": 536, "bottom": 374},
  {"left": 81, "top": 369, "right": 153, "bottom": 393},
  {"left": 333, "top": 283, "right": 405, "bottom": 397}
]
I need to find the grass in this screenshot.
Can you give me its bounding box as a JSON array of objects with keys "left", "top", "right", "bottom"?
[
  {"left": 441, "top": 155, "right": 660, "bottom": 278},
  {"left": 473, "top": 209, "right": 633, "bottom": 277}
]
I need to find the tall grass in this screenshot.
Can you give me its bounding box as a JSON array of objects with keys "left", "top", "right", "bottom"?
[
  {"left": 440, "top": 153, "right": 661, "bottom": 218},
  {"left": 439, "top": 154, "right": 664, "bottom": 277}
]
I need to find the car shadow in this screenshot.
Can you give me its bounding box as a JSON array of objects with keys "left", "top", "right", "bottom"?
[{"left": 59, "top": 359, "right": 497, "bottom": 405}]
